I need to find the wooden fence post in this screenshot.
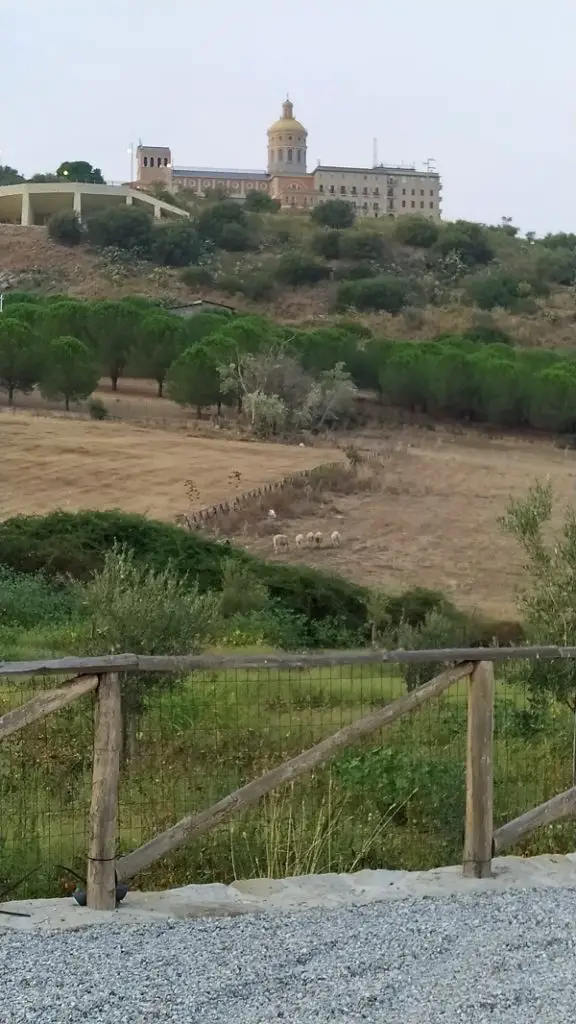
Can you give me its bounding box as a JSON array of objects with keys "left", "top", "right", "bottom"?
[
  {"left": 86, "top": 672, "right": 122, "bottom": 910},
  {"left": 463, "top": 661, "right": 494, "bottom": 879}
]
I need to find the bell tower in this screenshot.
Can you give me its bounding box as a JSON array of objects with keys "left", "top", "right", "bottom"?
[{"left": 267, "top": 97, "right": 307, "bottom": 176}]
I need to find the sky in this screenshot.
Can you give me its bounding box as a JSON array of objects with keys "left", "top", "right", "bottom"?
[{"left": 2, "top": 0, "right": 575, "bottom": 236}]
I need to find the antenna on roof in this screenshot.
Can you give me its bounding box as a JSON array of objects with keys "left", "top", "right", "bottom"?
[{"left": 373, "top": 138, "right": 378, "bottom": 168}]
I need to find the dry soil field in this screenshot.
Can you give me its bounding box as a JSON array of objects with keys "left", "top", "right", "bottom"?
[
  {"left": 240, "top": 427, "right": 576, "bottom": 620},
  {"left": 4, "top": 406, "right": 576, "bottom": 619},
  {"left": 0, "top": 411, "right": 340, "bottom": 522}
]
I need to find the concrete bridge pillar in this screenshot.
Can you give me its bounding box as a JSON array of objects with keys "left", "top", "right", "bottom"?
[{"left": 20, "top": 189, "right": 32, "bottom": 226}]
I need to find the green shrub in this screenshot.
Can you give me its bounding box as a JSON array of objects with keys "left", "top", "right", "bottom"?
[
  {"left": 86, "top": 206, "right": 153, "bottom": 253},
  {"left": 275, "top": 251, "right": 331, "bottom": 286},
  {"left": 311, "top": 200, "right": 355, "bottom": 229},
  {"left": 243, "top": 191, "right": 280, "bottom": 213},
  {"left": 218, "top": 222, "right": 252, "bottom": 251},
  {"left": 311, "top": 229, "right": 342, "bottom": 260},
  {"left": 434, "top": 220, "right": 494, "bottom": 266},
  {"left": 0, "top": 566, "right": 78, "bottom": 629},
  {"left": 47, "top": 211, "right": 83, "bottom": 246},
  {"left": 336, "top": 275, "right": 410, "bottom": 313},
  {"left": 333, "top": 262, "right": 378, "bottom": 281},
  {"left": 180, "top": 266, "right": 215, "bottom": 287},
  {"left": 394, "top": 608, "right": 469, "bottom": 691},
  {"left": 393, "top": 216, "right": 439, "bottom": 248},
  {"left": 197, "top": 200, "right": 247, "bottom": 246},
  {"left": 339, "top": 231, "right": 387, "bottom": 263},
  {"left": 151, "top": 220, "right": 202, "bottom": 267}
]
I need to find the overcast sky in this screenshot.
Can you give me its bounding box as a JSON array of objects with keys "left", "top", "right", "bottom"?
[{"left": 2, "top": 0, "right": 575, "bottom": 235}]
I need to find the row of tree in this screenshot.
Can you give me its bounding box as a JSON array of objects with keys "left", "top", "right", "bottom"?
[{"left": 3, "top": 294, "right": 576, "bottom": 434}]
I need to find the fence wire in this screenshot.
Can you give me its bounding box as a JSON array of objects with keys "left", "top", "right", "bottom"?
[{"left": 1, "top": 659, "right": 576, "bottom": 899}]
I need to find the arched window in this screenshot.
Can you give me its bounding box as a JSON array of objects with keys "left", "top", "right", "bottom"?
[
  {"left": 143, "top": 156, "right": 148, "bottom": 167},
  {"left": 287, "top": 148, "right": 293, "bottom": 161},
  {"left": 278, "top": 148, "right": 283, "bottom": 162},
  {"left": 150, "top": 157, "right": 155, "bottom": 167},
  {"left": 296, "top": 150, "right": 301, "bottom": 163},
  {"left": 164, "top": 157, "right": 168, "bottom": 167}
]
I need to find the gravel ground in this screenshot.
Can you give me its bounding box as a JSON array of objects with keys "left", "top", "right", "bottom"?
[{"left": 2, "top": 888, "right": 576, "bottom": 1023}]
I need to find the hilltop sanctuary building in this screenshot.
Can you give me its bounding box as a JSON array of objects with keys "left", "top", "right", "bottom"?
[{"left": 136, "top": 99, "right": 442, "bottom": 221}]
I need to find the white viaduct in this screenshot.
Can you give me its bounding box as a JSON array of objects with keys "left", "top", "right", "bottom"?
[{"left": 0, "top": 182, "right": 189, "bottom": 226}]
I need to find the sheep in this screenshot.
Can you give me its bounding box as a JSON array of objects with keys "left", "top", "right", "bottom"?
[
  {"left": 330, "top": 530, "right": 341, "bottom": 547},
  {"left": 313, "top": 531, "right": 324, "bottom": 547},
  {"left": 295, "top": 534, "right": 305, "bottom": 547},
  {"left": 267, "top": 509, "right": 277, "bottom": 520},
  {"left": 273, "top": 534, "right": 289, "bottom": 553},
  {"left": 305, "top": 531, "right": 315, "bottom": 547}
]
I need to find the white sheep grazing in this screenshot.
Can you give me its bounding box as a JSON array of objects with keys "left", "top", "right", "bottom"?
[
  {"left": 313, "top": 531, "right": 324, "bottom": 547},
  {"left": 305, "top": 531, "right": 315, "bottom": 547},
  {"left": 273, "top": 534, "right": 289, "bottom": 553},
  {"left": 330, "top": 530, "right": 341, "bottom": 547},
  {"left": 295, "top": 534, "right": 305, "bottom": 547},
  {"left": 268, "top": 509, "right": 277, "bottom": 520}
]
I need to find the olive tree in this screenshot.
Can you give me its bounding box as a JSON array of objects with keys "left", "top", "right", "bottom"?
[
  {"left": 500, "top": 480, "right": 576, "bottom": 781},
  {"left": 83, "top": 544, "right": 218, "bottom": 762}
]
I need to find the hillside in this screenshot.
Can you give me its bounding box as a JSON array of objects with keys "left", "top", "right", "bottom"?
[{"left": 1, "top": 205, "right": 576, "bottom": 347}]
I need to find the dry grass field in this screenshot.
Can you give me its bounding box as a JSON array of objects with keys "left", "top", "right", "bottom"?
[
  {"left": 4, "top": 397, "right": 576, "bottom": 620},
  {"left": 239, "top": 427, "right": 576, "bottom": 620},
  {"left": 0, "top": 411, "right": 341, "bottom": 522}
]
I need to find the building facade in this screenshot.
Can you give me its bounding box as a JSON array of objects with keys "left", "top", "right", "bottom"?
[{"left": 136, "top": 100, "right": 442, "bottom": 220}]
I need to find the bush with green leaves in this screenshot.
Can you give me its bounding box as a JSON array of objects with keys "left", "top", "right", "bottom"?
[
  {"left": 500, "top": 480, "right": 576, "bottom": 779},
  {"left": 243, "top": 191, "right": 280, "bottom": 213},
  {"left": 465, "top": 269, "right": 547, "bottom": 311},
  {"left": 83, "top": 544, "right": 218, "bottom": 760},
  {"left": 151, "top": 220, "right": 202, "bottom": 267},
  {"left": 0, "top": 566, "right": 78, "bottom": 629},
  {"left": 180, "top": 265, "right": 215, "bottom": 287},
  {"left": 311, "top": 229, "right": 342, "bottom": 260},
  {"left": 197, "top": 200, "right": 247, "bottom": 246},
  {"left": 434, "top": 220, "right": 494, "bottom": 266},
  {"left": 275, "top": 251, "right": 331, "bottom": 286},
  {"left": 336, "top": 274, "right": 410, "bottom": 313},
  {"left": 47, "top": 210, "right": 83, "bottom": 246},
  {"left": 393, "top": 216, "right": 439, "bottom": 248},
  {"left": 339, "top": 231, "right": 387, "bottom": 263},
  {"left": 85, "top": 205, "right": 154, "bottom": 253},
  {"left": 393, "top": 608, "right": 468, "bottom": 691},
  {"left": 333, "top": 262, "right": 378, "bottom": 282},
  {"left": 311, "top": 199, "right": 355, "bottom": 229}
]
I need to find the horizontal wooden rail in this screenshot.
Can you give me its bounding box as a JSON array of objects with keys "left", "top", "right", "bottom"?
[
  {"left": 1, "top": 646, "right": 576, "bottom": 678},
  {"left": 0, "top": 675, "right": 99, "bottom": 740},
  {"left": 117, "top": 662, "right": 473, "bottom": 881},
  {"left": 493, "top": 786, "right": 576, "bottom": 854}
]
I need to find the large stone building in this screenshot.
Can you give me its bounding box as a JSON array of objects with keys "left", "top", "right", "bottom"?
[{"left": 136, "top": 100, "right": 441, "bottom": 220}]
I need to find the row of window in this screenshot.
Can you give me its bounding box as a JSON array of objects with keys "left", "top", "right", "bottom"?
[
  {"left": 271, "top": 148, "right": 304, "bottom": 163},
  {"left": 142, "top": 156, "right": 169, "bottom": 168},
  {"left": 318, "top": 183, "right": 436, "bottom": 202},
  {"left": 400, "top": 200, "right": 435, "bottom": 209}
]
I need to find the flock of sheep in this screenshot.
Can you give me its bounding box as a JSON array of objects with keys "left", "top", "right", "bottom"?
[
  {"left": 267, "top": 509, "right": 341, "bottom": 553},
  {"left": 273, "top": 530, "right": 341, "bottom": 552}
]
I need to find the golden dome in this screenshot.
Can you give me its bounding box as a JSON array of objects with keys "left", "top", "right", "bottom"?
[{"left": 267, "top": 99, "right": 307, "bottom": 136}]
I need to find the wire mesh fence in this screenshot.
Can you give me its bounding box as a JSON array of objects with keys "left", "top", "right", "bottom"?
[{"left": 1, "top": 655, "right": 576, "bottom": 899}]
